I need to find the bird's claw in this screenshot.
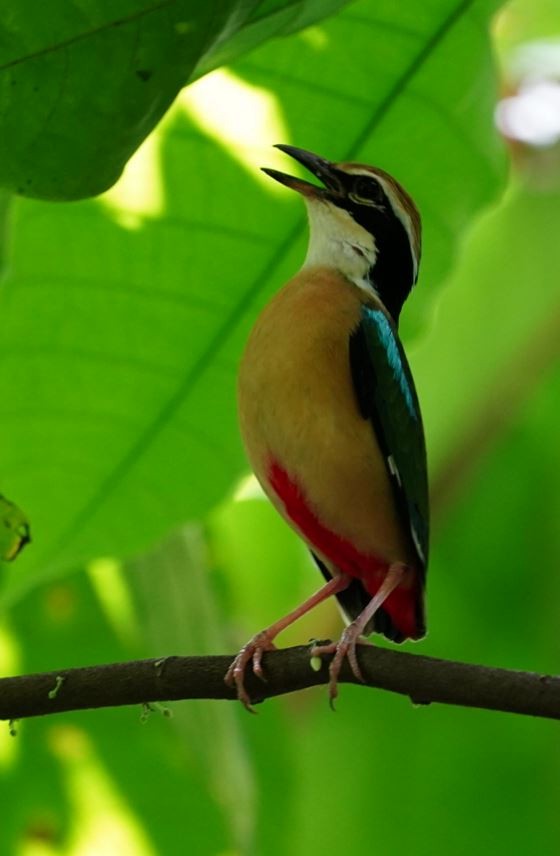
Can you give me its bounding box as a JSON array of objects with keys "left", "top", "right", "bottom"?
[
  {"left": 311, "top": 627, "right": 371, "bottom": 707},
  {"left": 225, "top": 631, "right": 278, "bottom": 712}
]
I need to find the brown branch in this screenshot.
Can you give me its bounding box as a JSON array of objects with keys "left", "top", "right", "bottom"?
[{"left": 0, "top": 646, "right": 559, "bottom": 722}]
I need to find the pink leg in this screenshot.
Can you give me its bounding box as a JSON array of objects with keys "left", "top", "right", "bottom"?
[
  {"left": 225, "top": 573, "right": 351, "bottom": 712},
  {"left": 312, "top": 562, "right": 408, "bottom": 707}
]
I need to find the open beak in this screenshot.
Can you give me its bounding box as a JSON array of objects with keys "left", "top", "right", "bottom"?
[{"left": 261, "top": 144, "right": 343, "bottom": 199}]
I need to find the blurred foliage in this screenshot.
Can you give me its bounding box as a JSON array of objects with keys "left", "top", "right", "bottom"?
[{"left": 0, "top": 0, "right": 559, "bottom": 854}]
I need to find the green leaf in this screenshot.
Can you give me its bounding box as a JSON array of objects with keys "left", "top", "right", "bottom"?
[
  {"left": 0, "top": 0, "right": 506, "bottom": 600},
  {"left": 0, "top": 494, "right": 30, "bottom": 562},
  {"left": 0, "top": 0, "right": 352, "bottom": 200},
  {"left": 0, "top": 192, "right": 12, "bottom": 272},
  {"left": 192, "top": 0, "right": 352, "bottom": 79}
]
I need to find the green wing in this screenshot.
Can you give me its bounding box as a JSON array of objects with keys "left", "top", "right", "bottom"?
[{"left": 349, "top": 304, "right": 429, "bottom": 574}]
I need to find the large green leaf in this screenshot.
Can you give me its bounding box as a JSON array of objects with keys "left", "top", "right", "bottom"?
[
  {"left": 0, "top": 0, "right": 351, "bottom": 200},
  {"left": 0, "top": 0, "right": 506, "bottom": 600}
]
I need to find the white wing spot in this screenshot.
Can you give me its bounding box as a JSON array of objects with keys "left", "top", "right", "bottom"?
[{"left": 388, "top": 455, "right": 402, "bottom": 486}]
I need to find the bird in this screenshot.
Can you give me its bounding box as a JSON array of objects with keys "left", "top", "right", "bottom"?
[{"left": 226, "top": 144, "right": 429, "bottom": 710}]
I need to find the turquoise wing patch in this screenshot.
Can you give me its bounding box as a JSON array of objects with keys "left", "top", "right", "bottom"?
[{"left": 349, "top": 305, "right": 429, "bottom": 570}]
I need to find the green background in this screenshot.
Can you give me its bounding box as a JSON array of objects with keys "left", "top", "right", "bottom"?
[{"left": 0, "top": 0, "right": 559, "bottom": 853}]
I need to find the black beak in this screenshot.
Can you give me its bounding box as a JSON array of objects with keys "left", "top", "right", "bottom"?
[{"left": 261, "top": 145, "right": 343, "bottom": 198}]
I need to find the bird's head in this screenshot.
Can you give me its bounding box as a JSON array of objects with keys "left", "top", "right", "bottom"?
[{"left": 263, "top": 145, "right": 421, "bottom": 323}]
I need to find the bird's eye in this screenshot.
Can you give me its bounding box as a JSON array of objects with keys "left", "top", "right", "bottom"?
[{"left": 350, "top": 176, "right": 383, "bottom": 205}]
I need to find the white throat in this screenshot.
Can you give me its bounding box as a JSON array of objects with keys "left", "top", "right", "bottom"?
[{"left": 302, "top": 197, "right": 378, "bottom": 296}]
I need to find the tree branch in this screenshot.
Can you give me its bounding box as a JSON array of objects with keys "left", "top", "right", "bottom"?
[{"left": 1, "top": 646, "right": 560, "bottom": 722}]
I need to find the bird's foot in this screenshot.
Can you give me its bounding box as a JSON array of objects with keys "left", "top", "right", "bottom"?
[
  {"left": 311, "top": 628, "right": 373, "bottom": 708},
  {"left": 225, "top": 631, "right": 278, "bottom": 712}
]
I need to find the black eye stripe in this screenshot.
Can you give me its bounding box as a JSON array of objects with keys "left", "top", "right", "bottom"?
[
  {"left": 341, "top": 191, "right": 415, "bottom": 322},
  {"left": 352, "top": 175, "right": 384, "bottom": 204}
]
